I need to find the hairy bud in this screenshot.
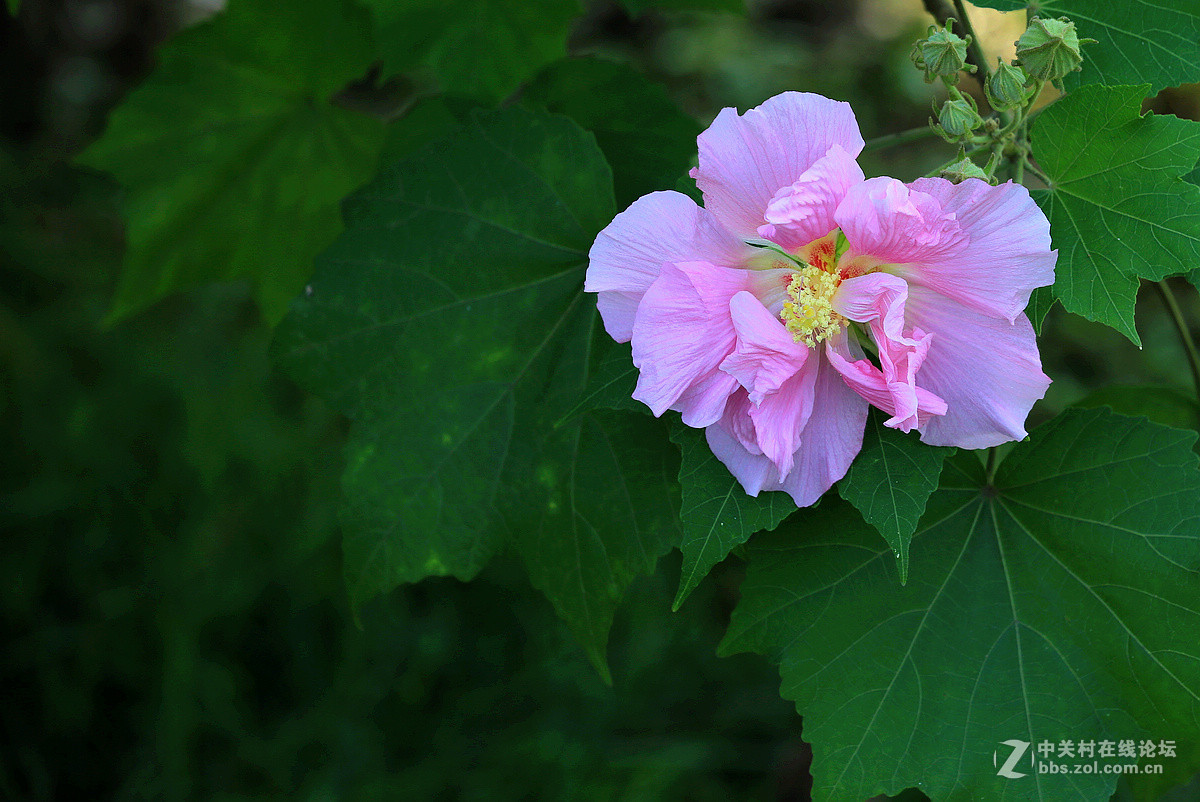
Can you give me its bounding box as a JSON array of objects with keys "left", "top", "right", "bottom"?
[
  {"left": 932, "top": 93, "right": 984, "bottom": 142},
  {"left": 986, "top": 59, "right": 1033, "bottom": 110},
  {"left": 911, "top": 22, "right": 974, "bottom": 84},
  {"left": 1014, "top": 16, "right": 1094, "bottom": 82}
]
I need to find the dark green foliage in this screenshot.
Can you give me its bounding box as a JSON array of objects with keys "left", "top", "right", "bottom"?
[
  {"left": 77, "top": 0, "right": 384, "bottom": 325},
  {"left": 274, "top": 106, "right": 681, "bottom": 676},
  {"left": 724, "top": 409, "right": 1200, "bottom": 800}
]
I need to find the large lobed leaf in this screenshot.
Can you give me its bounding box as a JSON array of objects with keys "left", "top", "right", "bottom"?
[
  {"left": 361, "top": 0, "right": 582, "bottom": 102},
  {"left": 1031, "top": 84, "right": 1200, "bottom": 344},
  {"left": 723, "top": 408, "right": 1200, "bottom": 800},
  {"left": 273, "top": 106, "right": 680, "bottom": 678},
  {"left": 972, "top": 0, "right": 1200, "bottom": 94},
  {"left": 79, "top": 0, "right": 384, "bottom": 325}
]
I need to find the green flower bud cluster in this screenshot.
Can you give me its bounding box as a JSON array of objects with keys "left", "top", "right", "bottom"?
[
  {"left": 1014, "top": 16, "right": 1096, "bottom": 83},
  {"left": 910, "top": 21, "right": 975, "bottom": 84}
]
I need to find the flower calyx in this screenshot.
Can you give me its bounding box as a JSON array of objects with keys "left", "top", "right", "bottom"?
[
  {"left": 910, "top": 21, "right": 975, "bottom": 84},
  {"left": 939, "top": 149, "right": 991, "bottom": 184},
  {"left": 1014, "top": 16, "right": 1095, "bottom": 84},
  {"left": 985, "top": 58, "right": 1034, "bottom": 111},
  {"left": 930, "top": 88, "right": 984, "bottom": 144}
]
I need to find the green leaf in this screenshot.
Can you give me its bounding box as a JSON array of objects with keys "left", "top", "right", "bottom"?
[
  {"left": 723, "top": 407, "right": 1200, "bottom": 800},
  {"left": 1072, "top": 384, "right": 1200, "bottom": 431},
  {"left": 361, "top": 0, "right": 582, "bottom": 102},
  {"left": 79, "top": 0, "right": 383, "bottom": 325},
  {"left": 836, "top": 410, "right": 952, "bottom": 583},
  {"left": 274, "top": 106, "right": 681, "bottom": 677},
  {"left": 1031, "top": 84, "right": 1200, "bottom": 344},
  {"left": 560, "top": 337, "right": 642, "bottom": 421},
  {"left": 1026, "top": 284, "right": 1056, "bottom": 334},
  {"left": 522, "top": 57, "right": 702, "bottom": 208},
  {"left": 378, "top": 95, "right": 477, "bottom": 167},
  {"left": 668, "top": 421, "right": 793, "bottom": 610},
  {"left": 5, "top": 0, "right": 17, "bottom": 15},
  {"left": 971, "top": 0, "right": 1200, "bottom": 94}
]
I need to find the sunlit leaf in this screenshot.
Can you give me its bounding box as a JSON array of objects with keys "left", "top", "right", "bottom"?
[
  {"left": 972, "top": 0, "right": 1200, "bottom": 93},
  {"left": 1031, "top": 84, "right": 1200, "bottom": 343}
]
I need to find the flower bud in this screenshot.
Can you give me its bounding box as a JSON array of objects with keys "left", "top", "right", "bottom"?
[
  {"left": 985, "top": 59, "right": 1033, "bottom": 110},
  {"left": 911, "top": 22, "right": 974, "bottom": 84},
  {"left": 1014, "top": 16, "right": 1093, "bottom": 82},
  {"left": 939, "top": 152, "right": 989, "bottom": 184},
  {"left": 932, "top": 93, "right": 984, "bottom": 142}
]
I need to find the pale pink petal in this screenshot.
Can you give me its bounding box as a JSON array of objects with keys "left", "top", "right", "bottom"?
[
  {"left": 587, "top": 190, "right": 752, "bottom": 342},
  {"left": 904, "top": 285, "right": 1050, "bottom": 448},
  {"left": 595, "top": 290, "right": 641, "bottom": 341},
  {"left": 630, "top": 260, "right": 749, "bottom": 424},
  {"left": 675, "top": 370, "right": 743, "bottom": 428},
  {"left": 748, "top": 359, "right": 819, "bottom": 479},
  {"left": 691, "top": 92, "right": 865, "bottom": 239},
  {"left": 706, "top": 416, "right": 776, "bottom": 497},
  {"left": 706, "top": 352, "right": 867, "bottom": 506},
  {"left": 777, "top": 352, "right": 869, "bottom": 506},
  {"left": 757, "top": 144, "right": 865, "bottom": 250},
  {"left": 721, "top": 390, "right": 763, "bottom": 456},
  {"left": 825, "top": 342, "right": 946, "bottom": 432},
  {"left": 718, "top": 291, "right": 809, "bottom": 403},
  {"left": 835, "top": 177, "right": 968, "bottom": 264},
  {"left": 831, "top": 273, "right": 947, "bottom": 431},
  {"left": 902, "top": 177, "right": 1056, "bottom": 322}
]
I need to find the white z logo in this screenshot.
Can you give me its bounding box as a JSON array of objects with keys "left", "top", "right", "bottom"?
[{"left": 995, "top": 739, "right": 1031, "bottom": 779}]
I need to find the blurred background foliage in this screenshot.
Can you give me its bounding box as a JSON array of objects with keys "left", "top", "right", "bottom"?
[{"left": 3, "top": 0, "right": 1199, "bottom": 798}]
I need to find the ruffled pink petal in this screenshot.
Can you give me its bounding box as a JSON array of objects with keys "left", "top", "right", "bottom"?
[
  {"left": 707, "top": 414, "right": 775, "bottom": 497},
  {"left": 690, "top": 92, "right": 865, "bottom": 239},
  {"left": 903, "top": 285, "right": 1050, "bottom": 448},
  {"left": 777, "top": 352, "right": 869, "bottom": 506},
  {"left": 630, "top": 260, "right": 748, "bottom": 425},
  {"left": 706, "top": 352, "right": 868, "bottom": 506},
  {"left": 901, "top": 177, "right": 1056, "bottom": 322},
  {"left": 835, "top": 176, "right": 968, "bottom": 264},
  {"left": 587, "top": 190, "right": 752, "bottom": 342},
  {"left": 756, "top": 144, "right": 865, "bottom": 250},
  {"left": 718, "top": 291, "right": 809, "bottom": 404},
  {"left": 825, "top": 342, "right": 947, "bottom": 432},
  {"left": 831, "top": 273, "right": 947, "bottom": 431},
  {"left": 748, "top": 358, "right": 819, "bottom": 479}
]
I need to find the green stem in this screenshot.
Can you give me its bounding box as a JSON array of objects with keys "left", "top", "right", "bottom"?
[
  {"left": 1022, "top": 160, "right": 1052, "bottom": 186},
  {"left": 1155, "top": 280, "right": 1200, "bottom": 402},
  {"left": 984, "top": 446, "right": 998, "bottom": 485},
  {"left": 863, "top": 126, "right": 940, "bottom": 152},
  {"left": 952, "top": 0, "right": 992, "bottom": 85}
]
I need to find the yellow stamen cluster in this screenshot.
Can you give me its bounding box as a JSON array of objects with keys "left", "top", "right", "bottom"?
[{"left": 782, "top": 263, "right": 845, "bottom": 347}]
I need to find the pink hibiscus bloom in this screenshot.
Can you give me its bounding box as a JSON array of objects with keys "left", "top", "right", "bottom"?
[{"left": 585, "top": 92, "right": 1056, "bottom": 506}]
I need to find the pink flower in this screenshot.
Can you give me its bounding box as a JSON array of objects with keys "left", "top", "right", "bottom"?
[{"left": 585, "top": 92, "right": 1056, "bottom": 506}]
